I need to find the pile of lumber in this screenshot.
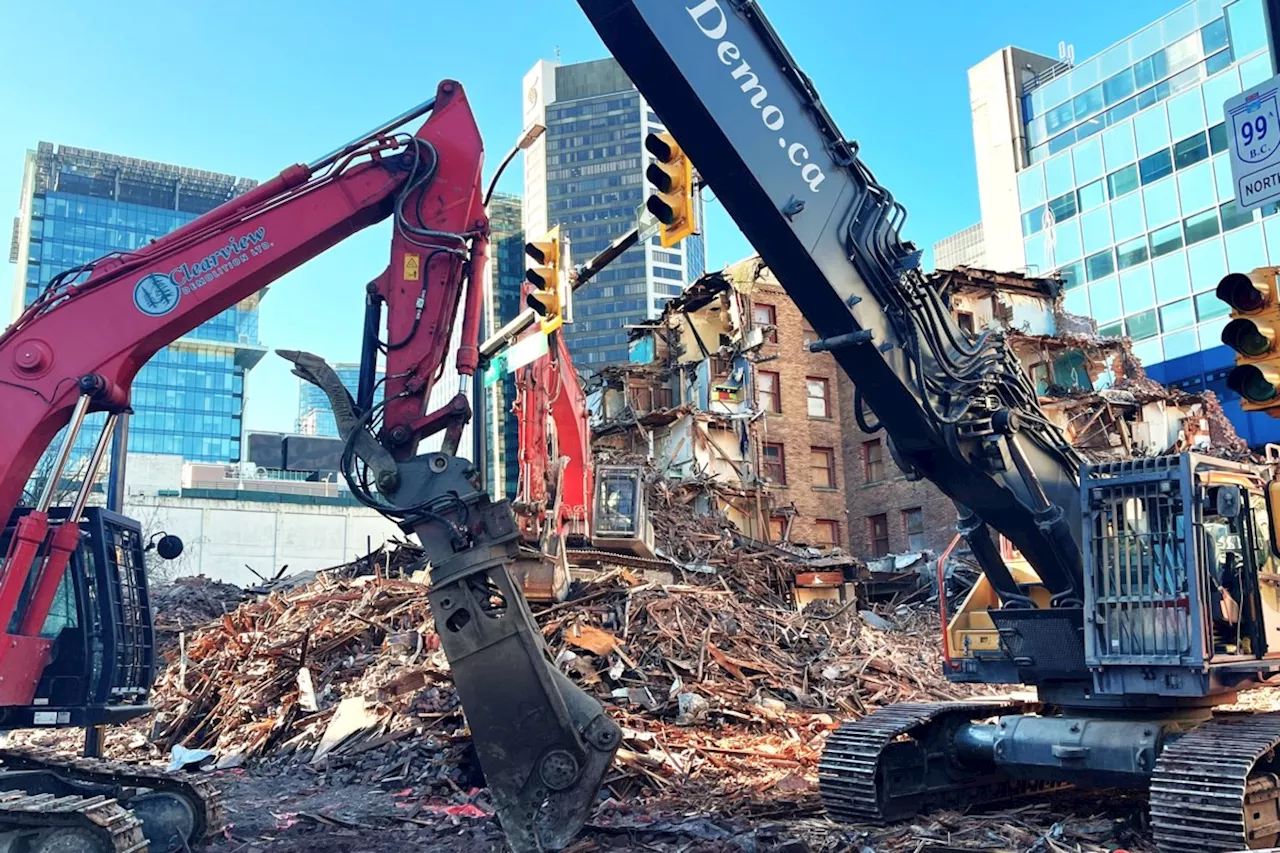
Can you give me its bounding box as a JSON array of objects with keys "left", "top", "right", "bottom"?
[{"left": 128, "top": 546, "right": 982, "bottom": 813}]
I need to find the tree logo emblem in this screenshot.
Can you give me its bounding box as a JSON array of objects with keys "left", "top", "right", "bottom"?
[{"left": 133, "top": 273, "right": 181, "bottom": 317}]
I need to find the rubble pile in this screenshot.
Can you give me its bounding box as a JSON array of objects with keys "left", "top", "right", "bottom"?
[
  {"left": 111, "top": 543, "right": 966, "bottom": 815},
  {"left": 151, "top": 575, "right": 246, "bottom": 635}
]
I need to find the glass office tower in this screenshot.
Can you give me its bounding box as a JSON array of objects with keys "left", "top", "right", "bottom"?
[
  {"left": 297, "top": 363, "right": 385, "bottom": 437},
  {"left": 522, "top": 58, "right": 707, "bottom": 367},
  {"left": 10, "top": 143, "right": 265, "bottom": 462},
  {"left": 968, "top": 0, "right": 1278, "bottom": 442}
]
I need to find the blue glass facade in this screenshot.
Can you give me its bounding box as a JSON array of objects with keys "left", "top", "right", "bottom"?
[
  {"left": 12, "top": 144, "right": 264, "bottom": 463},
  {"left": 296, "top": 363, "right": 383, "bottom": 437},
  {"left": 487, "top": 193, "right": 523, "bottom": 499},
  {"left": 1010, "top": 0, "right": 1279, "bottom": 441},
  {"left": 533, "top": 60, "right": 706, "bottom": 368}
]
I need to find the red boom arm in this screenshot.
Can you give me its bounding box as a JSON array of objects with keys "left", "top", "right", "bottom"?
[
  {"left": 514, "top": 331, "right": 593, "bottom": 546},
  {"left": 0, "top": 80, "right": 486, "bottom": 703}
]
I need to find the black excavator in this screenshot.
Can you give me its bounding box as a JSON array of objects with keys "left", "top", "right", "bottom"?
[{"left": 579, "top": 2, "right": 1280, "bottom": 851}]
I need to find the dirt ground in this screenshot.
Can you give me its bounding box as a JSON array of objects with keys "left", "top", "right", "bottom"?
[{"left": 201, "top": 768, "right": 1156, "bottom": 853}]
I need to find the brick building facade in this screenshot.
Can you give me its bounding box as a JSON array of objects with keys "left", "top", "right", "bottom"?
[
  {"left": 591, "top": 259, "right": 851, "bottom": 551},
  {"left": 746, "top": 268, "right": 852, "bottom": 551},
  {"left": 837, "top": 370, "right": 957, "bottom": 558}
]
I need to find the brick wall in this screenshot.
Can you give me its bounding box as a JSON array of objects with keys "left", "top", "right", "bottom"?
[
  {"left": 835, "top": 373, "right": 956, "bottom": 557},
  {"left": 747, "top": 277, "right": 851, "bottom": 550}
]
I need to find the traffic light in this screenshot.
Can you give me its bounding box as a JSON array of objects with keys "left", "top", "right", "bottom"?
[
  {"left": 644, "top": 132, "right": 697, "bottom": 248},
  {"left": 525, "top": 226, "right": 571, "bottom": 334},
  {"left": 1219, "top": 266, "right": 1280, "bottom": 412}
]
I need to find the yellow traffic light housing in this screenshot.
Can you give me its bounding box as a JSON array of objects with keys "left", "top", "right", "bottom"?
[
  {"left": 644, "top": 132, "right": 697, "bottom": 248},
  {"left": 1219, "top": 267, "right": 1280, "bottom": 412},
  {"left": 525, "top": 226, "right": 571, "bottom": 334}
]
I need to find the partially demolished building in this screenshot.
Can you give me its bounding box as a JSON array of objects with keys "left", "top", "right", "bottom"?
[
  {"left": 845, "top": 264, "right": 1249, "bottom": 557},
  {"left": 591, "top": 257, "right": 852, "bottom": 554},
  {"left": 592, "top": 258, "right": 1249, "bottom": 571}
]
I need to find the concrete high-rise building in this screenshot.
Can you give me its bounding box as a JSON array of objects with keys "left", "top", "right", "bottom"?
[
  {"left": 296, "top": 363, "right": 385, "bottom": 437},
  {"left": 965, "top": 0, "right": 1279, "bottom": 442},
  {"left": 933, "top": 223, "right": 989, "bottom": 270},
  {"left": 485, "top": 192, "right": 523, "bottom": 499},
  {"left": 522, "top": 57, "right": 707, "bottom": 367},
  {"left": 9, "top": 143, "right": 265, "bottom": 463}
]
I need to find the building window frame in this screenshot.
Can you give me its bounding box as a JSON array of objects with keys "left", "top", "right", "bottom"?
[
  {"left": 763, "top": 442, "right": 787, "bottom": 485},
  {"left": 810, "top": 446, "right": 836, "bottom": 490},
  {"left": 862, "top": 438, "right": 886, "bottom": 484},
  {"left": 753, "top": 302, "right": 778, "bottom": 343},
  {"left": 806, "top": 376, "right": 831, "bottom": 419},
  {"left": 815, "top": 519, "right": 840, "bottom": 548},
  {"left": 868, "top": 513, "right": 890, "bottom": 557},
  {"left": 757, "top": 369, "right": 781, "bottom": 413},
  {"left": 903, "top": 507, "right": 926, "bottom": 552}
]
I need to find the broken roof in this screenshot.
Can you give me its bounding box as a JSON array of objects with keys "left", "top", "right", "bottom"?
[{"left": 934, "top": 265, "right": 1063, "bottom": 299}]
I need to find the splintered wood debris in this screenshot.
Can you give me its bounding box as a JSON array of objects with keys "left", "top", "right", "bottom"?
[{"left": 10, "top": 535, "right": 1207, "bottom": 851}]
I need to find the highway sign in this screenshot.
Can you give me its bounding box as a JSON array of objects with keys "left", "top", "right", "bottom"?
[{"left": 1226, "top": 74, "right": 1280, "bottom": 213}]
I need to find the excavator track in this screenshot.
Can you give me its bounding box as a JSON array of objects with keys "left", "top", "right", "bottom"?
[
  {"left": 0, "top": 788, "right": 147, "bottom": 853},
  {"left": 819, "top": 700, "right": 1058, "bottom": 824},
  {"left": 0, "top": 749, "right": 222, "bottom": 846},
  {"left": 564, "top": 548, "right": 673, "bottom": 574},
  {"left": 1149, "top": 711, "right": 1280, "bottom": 853}
]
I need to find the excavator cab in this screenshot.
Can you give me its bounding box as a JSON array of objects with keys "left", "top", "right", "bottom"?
[
  {"left": 591, "top": 465, "right": 654, "bottom": 558},
  {"left": 0, "top": 507, "right": 157, "bottom": 731}
]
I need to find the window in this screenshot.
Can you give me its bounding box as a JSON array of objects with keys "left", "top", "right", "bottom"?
[
  {"left": 763, "top": 442, "right": 786, "bottom": 485},
  {"left": 1161, "top": 298, "right": 1195, "bottom": 332},
  {"left": 1174, "top": 132, "right": 1210, "bottom": 169},
  {"left": 1047, "top": 191, "right": 1078, "bottom": 223},
  {"left": 1058, "top": 260, "right": 1085, "bottom": 289},
  {"left": 1150, "top": 222, "right": 1184, "bottom": 258},
  {"left": 802, "top": 325, "right": 819, "bottom": 347},
  {"left": 810, "top": 446, "right": 836, "bottom": 489},
  {"left": 1022, "top": 205, "right": 1046, "bottom": 236},
  {"left": 1116, "top": 236, "right": 1149, "bottom": 269},
  {"left": 769, "top": 516, "right": 788, "bottom": 542},
  {"left": 753, "top": 303, "right": 777, "bottom": 343},
  {"left": 868, "top": 514, "right": 890, "bottom": 558},
  {"left": 1139, "top": 149, "right": 1174, "bottom": 184},
  {"left": 1077, "top": 179, "right": 1106, "bottom": 211},
  {"left": 956, "top": 311, "right": 975, "bottom": 335},
  {"left": 814, "top": 520, "right": 840, "bottom": 548},
  {"left": 1086, "top": 249, "right": 1116, "bottom": 281},
  {"left": 758, "top": 370, "right": 780, "bottom": 413},
  {"left": 903, "top": 508, "right": 926, "bottom": 552},
  {"left": 1184, "top": 209, "right": 1221, "bottom": 245},
  {"left": 1208, "top": 123, "right": 1229, "bottom": 154},
  {"left": 1126, "top": 309, "right": 1159, "bottom": 340},
  {"left": 806, "top": 376, "right": 831, "bottom": 418},
  {"left": 862, "top": 438, "right": 886, "bottom": 484},
  {"left": 1221, "top": 200, "right": 1255, "bottom": 233},
  {"left": 1196, "top": 289, "right": 1229, "bottom": 321}
]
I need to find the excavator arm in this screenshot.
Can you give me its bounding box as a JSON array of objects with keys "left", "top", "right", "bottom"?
[
  {"left": 0, "top": 81, "right": 617, "bottom": 853},
  {"left": 579, "top": 0, "right": 1086, "bottom": 611},
  {"left": 514, "top": 331, "right": 593, "bottom": 543}
]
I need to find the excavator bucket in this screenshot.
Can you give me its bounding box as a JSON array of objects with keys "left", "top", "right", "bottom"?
[{"left": 591, "top": 466, "right": 654, "bottom": 557}]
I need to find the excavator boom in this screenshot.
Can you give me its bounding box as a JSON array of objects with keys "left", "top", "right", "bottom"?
[{"left": 0, "top": 83, "right": 617, "bottom": 853}]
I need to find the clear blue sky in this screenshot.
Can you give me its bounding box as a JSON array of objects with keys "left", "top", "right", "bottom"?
[{"left": 0, "top": 0, "right": 1178, "bottom": 434}]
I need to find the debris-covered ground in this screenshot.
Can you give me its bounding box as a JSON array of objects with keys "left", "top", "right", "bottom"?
[{"left": 9, "top": 525, "right": 1279, "bottom": 853}]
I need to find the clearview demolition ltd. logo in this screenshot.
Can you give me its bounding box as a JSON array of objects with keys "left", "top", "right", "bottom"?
[{"left": 132, "top": 226, "right": 272, "bottom": 316}]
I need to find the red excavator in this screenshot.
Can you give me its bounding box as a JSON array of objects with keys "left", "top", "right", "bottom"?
[
  {"left": 501, "top": 227, "right": 657, "bottom": 602},
  {"left": 0, "top": 82, "right": 618, "bottom": 853}
]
